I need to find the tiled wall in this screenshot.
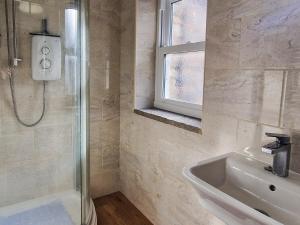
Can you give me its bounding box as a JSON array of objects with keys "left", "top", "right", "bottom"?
[
  {"left": 120, "top": 0, "right": 300, "bottom": 225},
  {"left": 205, "top": 0, "right": 300, "bottom": 170},
  {"left": 134, "top": 0, "right": 157, "bottom": 109},
  {"left": 89, "top": 0, "right": 121, "bottom": 198},
  {"left": 0, "top": 0, "right": 76, "bottom": 207}
]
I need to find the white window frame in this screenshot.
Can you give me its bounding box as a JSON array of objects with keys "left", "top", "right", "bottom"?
[{"left": 154, "top": 0, "right": 206, "bottom": 118}]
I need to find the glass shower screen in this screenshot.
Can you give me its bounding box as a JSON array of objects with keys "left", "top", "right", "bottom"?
[{"left": 0, "top": 0, "right": 93, "bottom": 224}]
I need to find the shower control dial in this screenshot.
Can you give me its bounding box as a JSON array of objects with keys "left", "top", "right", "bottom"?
[
  {"left": 41, "top": 46, "right": 50, "bottom": 55},
  {"left": 40, "top": 58, "right": 52, "bottom": 70}
]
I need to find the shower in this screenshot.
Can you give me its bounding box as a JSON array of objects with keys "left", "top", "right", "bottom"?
[{"left": 0, "top": 0, "right": 96, "bottom": 224}]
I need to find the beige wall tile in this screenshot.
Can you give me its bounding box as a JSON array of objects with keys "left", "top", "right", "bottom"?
[
  {"left": 260, "top": 70, "right": 284, "bottom": 126},
  {"left": 90, "top": 169, "right": 120, "bottom": 198},
  {"left": 89, "top": 0, "right": 121, "bottom": 198},
  {"left": 282, "top": 70, "right": 300, "bottom": 129},
  {"left": 204, "top": 69, "right": 264, "bottom": 121},
  {"left": 134, "top": 0, "right": 157, "bottom": 108}
]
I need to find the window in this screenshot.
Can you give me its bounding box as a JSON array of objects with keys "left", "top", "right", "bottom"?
[{"left": 155, "top": 0, "right": 207, "bottom": 118}]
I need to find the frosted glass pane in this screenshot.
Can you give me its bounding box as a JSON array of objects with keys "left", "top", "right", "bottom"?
[
  {"left": 171, "top": 0, "right": 207, "bottom": 45},
  {"left": 165, "top": 51, "right": 205, "bottom": 105}
]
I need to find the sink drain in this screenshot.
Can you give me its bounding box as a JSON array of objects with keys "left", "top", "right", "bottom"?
[{"left": 254, "top": 208, "right": 270, "bottom": 217}]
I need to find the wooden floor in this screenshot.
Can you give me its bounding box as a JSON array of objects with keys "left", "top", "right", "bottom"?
[{"left": 94, "top": 192, "right": 153, "bottom": 225}]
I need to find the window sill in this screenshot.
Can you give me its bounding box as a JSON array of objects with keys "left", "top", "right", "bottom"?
[{"left": 134, "top": 108, "right": 202, "bottom": 134}]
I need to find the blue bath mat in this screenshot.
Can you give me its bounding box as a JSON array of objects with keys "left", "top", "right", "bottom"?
[{"left": 0, "top": 201, "right": 75, "bottom": 225}]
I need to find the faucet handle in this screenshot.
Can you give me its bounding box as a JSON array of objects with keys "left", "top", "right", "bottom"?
[{"left": 265, "top": 133, "right": 290, "bottom": 145}]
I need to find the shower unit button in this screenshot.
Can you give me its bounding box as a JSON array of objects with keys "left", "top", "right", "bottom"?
[
  {"left": 41, "top": 46, "right": 50, "bottom": 55},
  {"left": 40, "top": 58, "right": 52, "bottom": 70},
  {"left": 32, "top": 35, "right": 61, "bottom": 80}
]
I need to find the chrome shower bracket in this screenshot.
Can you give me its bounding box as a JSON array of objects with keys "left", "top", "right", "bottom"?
[{"left": 13, "top": 58, "right": 22, "bottom": 67}]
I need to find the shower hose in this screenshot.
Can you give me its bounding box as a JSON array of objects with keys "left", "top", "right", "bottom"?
[{"left": 8, "top": 69, "right": 46, "bottom": 127}]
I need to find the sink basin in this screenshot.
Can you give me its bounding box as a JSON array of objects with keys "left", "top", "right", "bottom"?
[{"left": 183, "top": 152, "right": 300, "bottom": 225}]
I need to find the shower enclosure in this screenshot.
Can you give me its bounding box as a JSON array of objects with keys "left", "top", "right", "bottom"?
[{"left": 0, "top": 0, "right": 95, "bottom": 224}]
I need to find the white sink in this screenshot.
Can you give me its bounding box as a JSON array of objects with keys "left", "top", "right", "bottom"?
[{"left": 183, "top": 152, "right": 300, "bottom": 225}]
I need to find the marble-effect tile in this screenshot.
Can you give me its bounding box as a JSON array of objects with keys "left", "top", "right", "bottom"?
[{"left": 89, "top": 0, "right": 121, "bottom": 198}]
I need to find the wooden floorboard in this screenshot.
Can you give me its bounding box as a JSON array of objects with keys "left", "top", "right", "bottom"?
[{"left": 94, "top": 192, "right": 153, "bottom": 225}]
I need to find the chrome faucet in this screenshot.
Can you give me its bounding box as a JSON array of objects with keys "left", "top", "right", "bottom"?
[{"left": 262, "top": 133, "right": 291, "bottom": 177}]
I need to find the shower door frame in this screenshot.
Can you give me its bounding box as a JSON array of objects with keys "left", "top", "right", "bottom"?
[{"left": 79, "top": 0, "right": 92, "bottom": 224}]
